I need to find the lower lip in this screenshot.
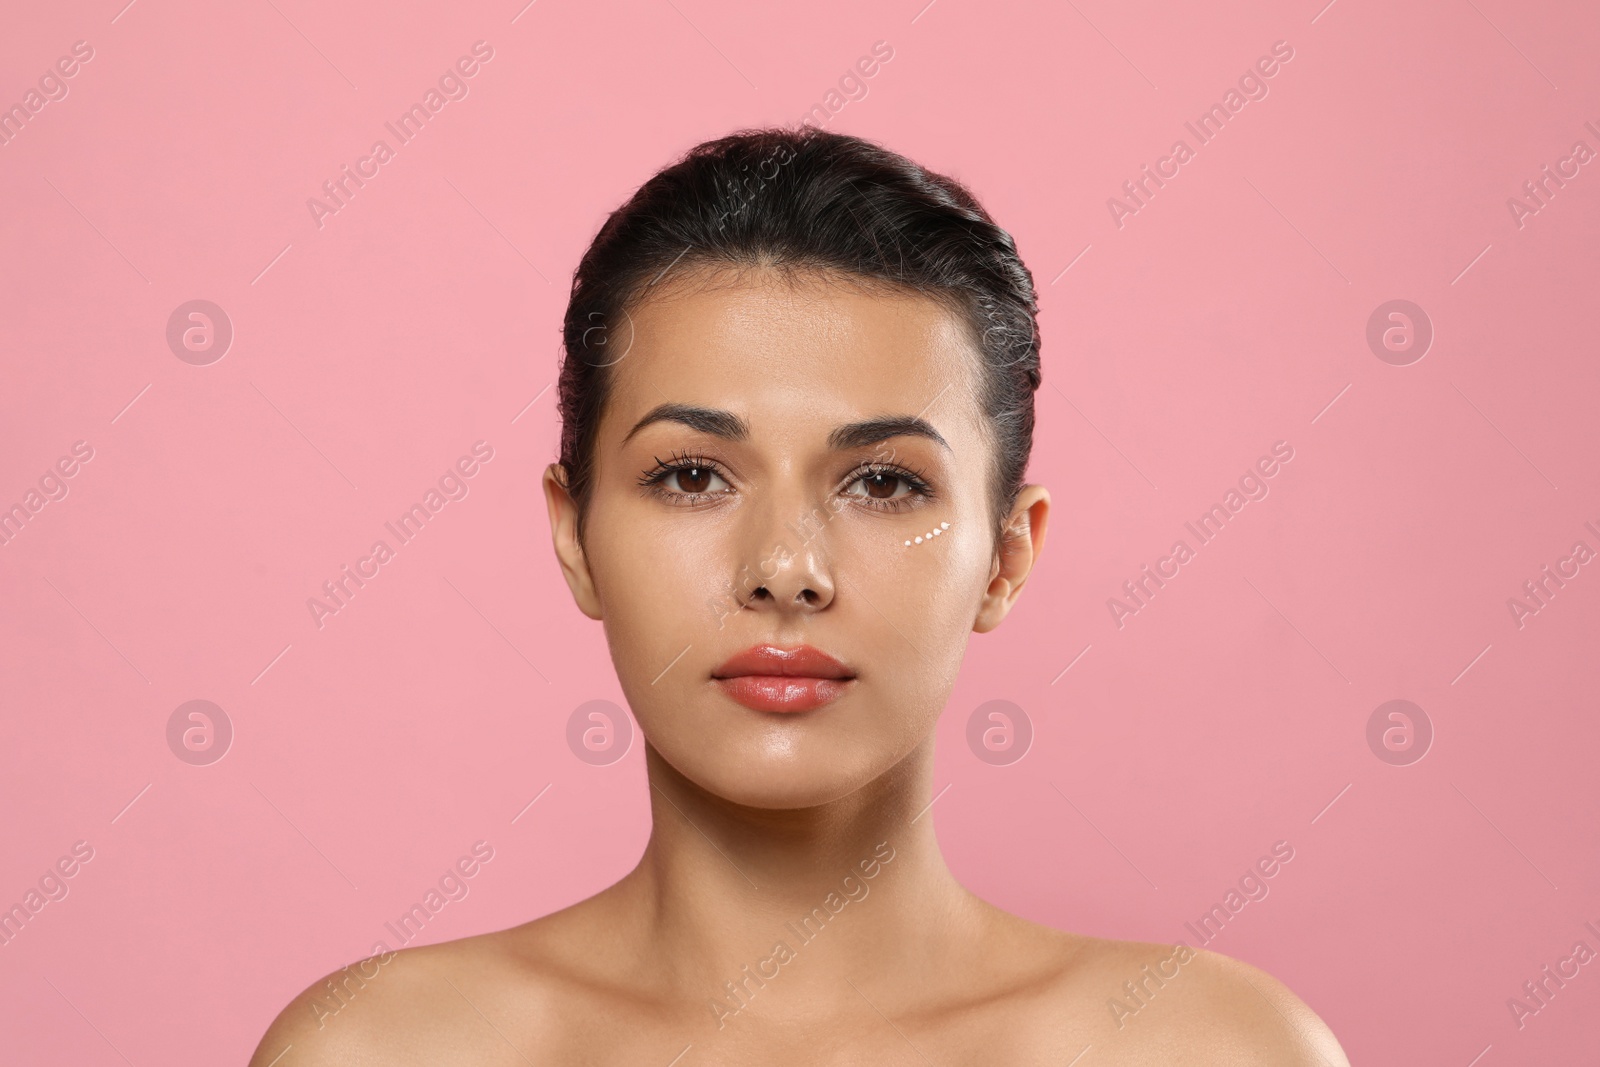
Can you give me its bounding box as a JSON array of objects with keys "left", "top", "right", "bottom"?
[{"left": 713, "top": 675, "right": 853, "bottom": 713}]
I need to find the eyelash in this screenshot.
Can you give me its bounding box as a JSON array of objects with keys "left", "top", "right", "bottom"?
[{"left": 637, "top": 451, "right": 935, "bottom": 512}]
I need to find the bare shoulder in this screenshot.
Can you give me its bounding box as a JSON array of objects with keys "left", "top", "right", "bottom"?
[
  {"left": 246, "top": 927, "right": 566, "bottom": 1067},
  {"left": 1048, "top": 935, "right": 1351, "bottom": 1066}
]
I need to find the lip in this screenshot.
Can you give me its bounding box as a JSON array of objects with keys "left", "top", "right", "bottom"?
[{"left": 711, "top": 645, "right": 856, "bottom": 713}]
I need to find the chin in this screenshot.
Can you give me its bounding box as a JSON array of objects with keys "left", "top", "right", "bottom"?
[
  {"left": 716, "top": 767, "right": 875, "bottom": 810},
  {"left": 650, "top": 731, "right": 903, "bottom": 810}
]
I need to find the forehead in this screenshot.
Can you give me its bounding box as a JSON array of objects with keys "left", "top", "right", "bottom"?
[{"left": 600, "top": 265, "right": 985, "bottom": 441}]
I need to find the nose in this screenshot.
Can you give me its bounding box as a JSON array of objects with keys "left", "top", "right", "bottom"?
[{"left": 737, "top": 498, "right": 836, "bottom": 616}]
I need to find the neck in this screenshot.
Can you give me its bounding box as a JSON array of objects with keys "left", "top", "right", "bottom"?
[{"left": 603, "top": 734, "right": 984, "bottom": 1015}]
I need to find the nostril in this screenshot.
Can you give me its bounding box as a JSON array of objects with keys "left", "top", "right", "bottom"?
[{"left": 743, "top": 582, "right": 827, "bottom": 609}]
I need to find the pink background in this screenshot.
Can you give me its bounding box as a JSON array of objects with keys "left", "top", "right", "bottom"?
[{"left": 3, "top": 0, "right": 1598, "bottom": 1062}]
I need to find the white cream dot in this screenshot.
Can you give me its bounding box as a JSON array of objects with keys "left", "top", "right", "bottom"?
[
  {"left": 904, "top": 540, "right": 911, "bottom": 546},
  {"left": 933, "top": 528, "right": 941, "bottom": 536},
  {"left": 940, "top": 521, "right": 950, "bottom": 529},
  {"left": 915, "top": 536, "right": 923, "bottom": 543}
]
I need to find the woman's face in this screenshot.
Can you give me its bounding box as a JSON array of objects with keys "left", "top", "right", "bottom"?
[{"left": 545, "top": 266, "right": 1045, "bottom": 808}]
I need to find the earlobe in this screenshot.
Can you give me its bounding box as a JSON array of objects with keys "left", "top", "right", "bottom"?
[
  {"left": 542, "top": 464, "right": 603, "bottom": 620},
  {"left": 972, "top": 486, "right": 1051, "bottom": 634}
]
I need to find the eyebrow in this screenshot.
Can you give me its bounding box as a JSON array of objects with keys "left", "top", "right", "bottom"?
[{"left": 621, "top": 403, "right": 949, "bottom": 452}]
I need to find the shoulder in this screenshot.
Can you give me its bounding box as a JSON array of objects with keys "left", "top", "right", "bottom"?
[
  {"left": 1051, "top": 936, "right": 1350, "bottom": 1066},
  {"left": 1171, "top": 946, "right": 1350, "bottom": 1066},
  {"left": 246, "top": 929, "right": 567, "bottom": 1067}
]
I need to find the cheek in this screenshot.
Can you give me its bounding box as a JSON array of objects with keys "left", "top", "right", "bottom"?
[
  {"left": 869, "top": 512, "right": 988, "bottom": 600},
  {"left": 589, "top": 516, "right": 725, "bottom": 676},
  {"left": 829, "top": 512, "right": 990, "bottom": 673},
  {"left": 876, "top": 521, "right": 985, "bottom": 639}
]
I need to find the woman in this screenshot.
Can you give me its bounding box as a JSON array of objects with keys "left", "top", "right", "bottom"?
[{"left": 251, "top": 127, "right": 1348, "bottom": 1065}]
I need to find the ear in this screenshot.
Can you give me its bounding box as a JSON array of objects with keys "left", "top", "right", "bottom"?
[
  {"left": 543, "top": 463, "right": 603, "bottom": 620},
  {"left": 973, "top": 485, "right": 1051, "bottom": 634}
]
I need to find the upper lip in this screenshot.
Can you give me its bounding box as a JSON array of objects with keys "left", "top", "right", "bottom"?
[{"left": 711, "top": 644, "right": 855, "bottom": 680}]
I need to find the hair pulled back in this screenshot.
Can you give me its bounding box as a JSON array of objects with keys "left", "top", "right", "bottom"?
[{"left": 557, "top": 126, "right": 1042, "bottom": 548}]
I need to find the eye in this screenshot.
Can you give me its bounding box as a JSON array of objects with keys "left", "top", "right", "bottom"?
[
  {"left": 841, "top": 465, "right": 933, "bottom": 510},
  {"left": 846, "top": 470, "right": 912, "bottom": 501},
  {"left": 664, "top": 464, "right": 729, "bottom": 495},
  {"left": 639, "top": 453, "right": 734, "bottom": 504}
]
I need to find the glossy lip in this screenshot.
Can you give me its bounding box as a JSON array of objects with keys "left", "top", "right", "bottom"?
[{"left": 711, "top": 645, "right": 856, "bottom": 714}]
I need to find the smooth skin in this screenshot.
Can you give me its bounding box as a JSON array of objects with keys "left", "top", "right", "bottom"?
[{"left": 250, "top": 265, "right": 1349, "bottom": 1066}]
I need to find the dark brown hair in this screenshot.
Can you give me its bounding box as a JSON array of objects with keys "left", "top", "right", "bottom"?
[{"left": 557, "top": 126, "right": 1042, "bottom": 548}]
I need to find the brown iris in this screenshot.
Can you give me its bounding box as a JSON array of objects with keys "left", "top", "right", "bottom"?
[
  {"left": 674, "top": 467, "right": 714, "bottom": 493},
  {"left": 861, "top": 471, "right": 900, "bottom": 499}
]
